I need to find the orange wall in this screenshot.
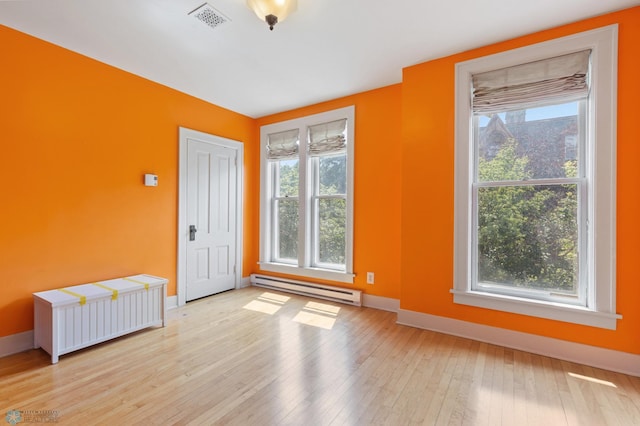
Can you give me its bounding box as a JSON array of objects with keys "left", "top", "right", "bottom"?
[
  {"left": 401, "top": 7, "right": 640, "bottom": 354},
  {"left": 0, "top": 25, "right": 257, "bottom": 338},
  {"left": 3, "top": 6, "right": 638, "bottom": 358},
  {"left": 256, "top": 85, "right": 403, "bottom": 299}
]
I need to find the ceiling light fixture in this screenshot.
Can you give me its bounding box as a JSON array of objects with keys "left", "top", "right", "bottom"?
[{"left": 247, "top": 0, "right": 297, "bottom": 31}]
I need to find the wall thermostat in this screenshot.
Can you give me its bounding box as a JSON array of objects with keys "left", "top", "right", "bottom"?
[{"left": 144, "top": 174, "right": 158, "bottom": 187}]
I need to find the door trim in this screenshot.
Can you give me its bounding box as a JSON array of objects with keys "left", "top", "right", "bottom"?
[{"left": 178, "top": 127, "right": 244, "bottom": 306}]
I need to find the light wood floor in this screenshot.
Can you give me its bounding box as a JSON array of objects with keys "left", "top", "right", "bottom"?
[{"left": 2, "top": 287, "right": 640, "bottom": 425}]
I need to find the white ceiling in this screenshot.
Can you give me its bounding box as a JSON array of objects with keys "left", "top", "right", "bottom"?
[{"left": 1, "top": 0, "right": 638, "bottom": 118}]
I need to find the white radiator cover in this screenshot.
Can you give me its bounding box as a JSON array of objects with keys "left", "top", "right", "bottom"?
[
  {"left": 250, "top": 274, "right": 362, "bottom": 306},
  {"left": 33, "top": 274, "right": 167, "bottom": 363}
]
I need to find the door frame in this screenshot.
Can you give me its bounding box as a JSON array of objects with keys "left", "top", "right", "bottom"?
[{"left": 177, "top": 127, "right": 244, "bottom": 306}]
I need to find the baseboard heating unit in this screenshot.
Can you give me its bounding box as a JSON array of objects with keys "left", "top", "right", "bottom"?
[{"left": 250, "top": 274, "right": 362, "bottom": 306}]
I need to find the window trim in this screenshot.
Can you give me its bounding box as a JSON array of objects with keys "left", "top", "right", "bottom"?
[
  {"left": 259, "top": 106, "right": 355, "bottom": 284},
  {"left": 453, "top": 25, "right": 619, "bottom": 329}
]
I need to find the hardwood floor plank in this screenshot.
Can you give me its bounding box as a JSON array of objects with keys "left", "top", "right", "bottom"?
[{"left": 511, "top": 349, "right": 529, "bottom": 426}]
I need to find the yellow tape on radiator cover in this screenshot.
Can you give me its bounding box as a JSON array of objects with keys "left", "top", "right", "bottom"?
[
  {"left": 123, "top": 277, "right": 149, "bottom": 290},
  {"left": 92, "top": 282, "right": 118, "bottom": 301},
  {"left": 58, "top": 288, "right": 87, "bottom": 306}
]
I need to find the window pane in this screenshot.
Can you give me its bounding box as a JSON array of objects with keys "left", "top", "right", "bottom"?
[
  {"left": 276, "top": 199, "right": 298, "bottom": 261},
  {"left": 319, "top": 154, "right": 346, "bottom": 195},
  {"left": 477, "top": 184, "right": 578, "bottom": 295},
  {"left": 476, "top": 101, "right": 580, "bottom": 181},
  {"left": 317, "top": 198, "right": 346, "bottom": 265},
  {"left": 276, "top": 159, "right": 298, "bottom": 197}
]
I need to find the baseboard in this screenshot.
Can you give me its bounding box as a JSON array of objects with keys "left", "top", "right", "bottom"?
[
  {"left": 397, "top": 308, "right": 640, "bottom": 377},
  {"left": 240, "top": 276, "right": 251, "bottom": 288},
  {"left": 362, "top": 294, "right": 400, "bottom": 312},
  {"left": 166, "top": 295, "right": 178, "bottom": 310},
  {"left": 0, "top": 330, "right": 34, "bottom": 358}
]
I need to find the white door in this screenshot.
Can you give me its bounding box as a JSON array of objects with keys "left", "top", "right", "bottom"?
[{"left": 185, "top": 138, "right": 238, "bottom": 301}]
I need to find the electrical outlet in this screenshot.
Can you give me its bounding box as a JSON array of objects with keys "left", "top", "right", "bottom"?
[{"left": 366, "top": 272, "right": 375, "bottom": 284}]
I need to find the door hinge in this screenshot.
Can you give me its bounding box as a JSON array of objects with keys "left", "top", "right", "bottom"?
[{"left": 233, "top": 265, "right": 236, "bottom": 274}]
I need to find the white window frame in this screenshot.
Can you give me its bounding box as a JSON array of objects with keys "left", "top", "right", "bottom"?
[
  {"left": 259, "top": 106, "right": 355, "bottom": 283},
  {"left": 310, "top": 153, "right": 348, "bottom": 271},
  {"left": 452, "top": 25, "right": 620, "bottom": 329},
  {"left": 472, "top": 101, "right": 588, "bottom": 307},
  {"left": 272, "top": 172, "right": 299, "bottom": 265}
]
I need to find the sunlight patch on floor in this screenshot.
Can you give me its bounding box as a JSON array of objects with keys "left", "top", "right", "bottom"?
[
  {"left": 568, "top": 372, "right": 617, "bottom": 388},
  {"left": 243, "top": 300, "right": 281, "bottom": 315},
  {"left": 243, "top": 292, "right": 291, "bottom": 315},
  {"left": 243, "top": 292, "right": 341, "bottom": 328},
  {"left": 293, "top": 301, "right": 341, "bottom": 329},
  {"left": 304, "top": 301, "right": 341, "bottom": 316},
  {"left": 259, "top": 292, "right": 291, "bottom": 304},
  {"left": 293, "top": 311, "right": 336, "bottom": 329}
]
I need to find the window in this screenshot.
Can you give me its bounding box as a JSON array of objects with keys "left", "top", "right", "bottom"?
[
  {"left": 259, "top": 106, "right": 355, "bottom": 283},
  {"left": 453, "top": 26, "right": 619, "bottom": 329}
]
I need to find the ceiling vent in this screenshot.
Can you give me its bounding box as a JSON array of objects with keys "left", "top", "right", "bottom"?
[{"left": 189, "top": 3, "right": 230, "bottom": 29}]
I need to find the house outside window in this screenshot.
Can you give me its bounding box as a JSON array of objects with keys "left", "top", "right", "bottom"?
[
  {"left": 565, "top": 135, "right": 578, "bottom": 161},
  {"left": 259, "top": 106, "right": 355, "bottom": 283},
  {"left": 453, "top": 26, "right": 619, "bottom": 329}
]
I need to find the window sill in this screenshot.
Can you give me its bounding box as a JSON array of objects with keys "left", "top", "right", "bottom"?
[
  {"left": 258, "top": 262, "right": 355, "bottom": 284},
  {"left": 450, "top": 289, "right": 621, "bottom": 330}
]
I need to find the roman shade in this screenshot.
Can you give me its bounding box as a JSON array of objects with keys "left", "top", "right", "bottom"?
[
  {"left": 472, "top": 49, "right": 591, "bottom": 114},
  {"left": 308, "top": 119, "right": 347, "bottom": 156},
  {"left": 266, "top": 129, "right": 299, "bottom": 160}
]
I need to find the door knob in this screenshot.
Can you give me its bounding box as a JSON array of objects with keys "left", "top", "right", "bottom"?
[{"left": 189, "top": 225, "right": 197, "bottom": 241}]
